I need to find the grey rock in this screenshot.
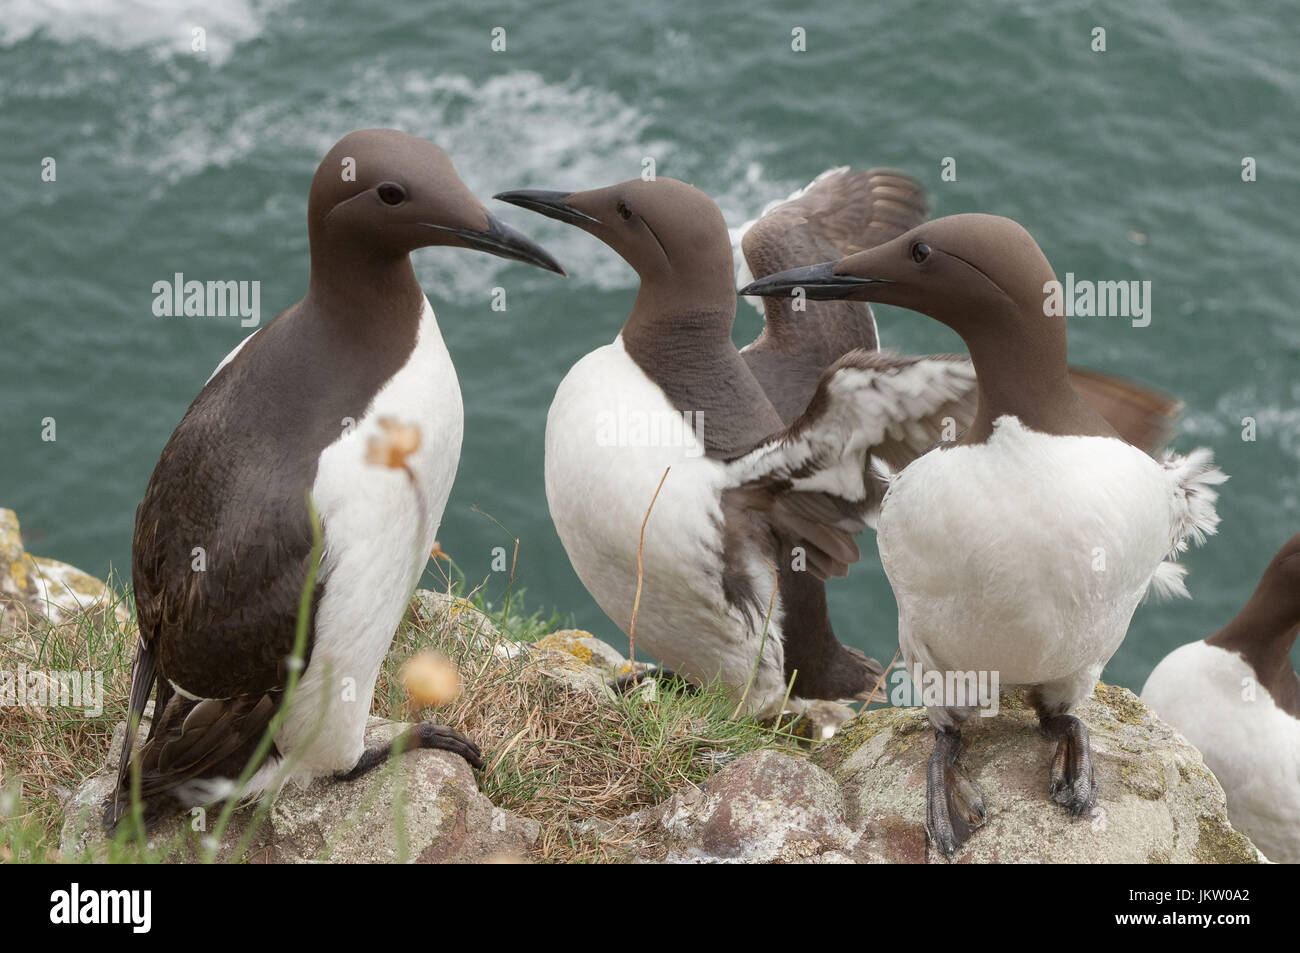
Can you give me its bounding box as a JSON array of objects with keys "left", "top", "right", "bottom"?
[
  {"left": 61, "top": 716, "right": 538, "bottom": 864},
  {"left": 618, "top": 749, "right": 858, "bottom": 864},
  {"left": 812, "top": 685, "right": 1265, "bottom": 864}
]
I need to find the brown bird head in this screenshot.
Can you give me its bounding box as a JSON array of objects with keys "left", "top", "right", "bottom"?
[
  {"left": 493, "top": 177, "right": 734, "bottom": 296},
  {"left": 307, "top": 129, "right": 563, "bottom": 273},
  {"left": 738, "top": 213, "right": 1058, "bottom": 338}
]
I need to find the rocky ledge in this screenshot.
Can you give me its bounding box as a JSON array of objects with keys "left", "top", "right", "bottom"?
[
  {"left": 0, "top": 508, "right": 131, "bottom": 638},
  {"left": 7, "top": 508, "right": 1261, "bottom": 865},
  {"left": 590, "top": 686, "right": 1262, "bottom": 864},
  {"left": 61, "top": 616, "right": 1262, "bottom": 863}
]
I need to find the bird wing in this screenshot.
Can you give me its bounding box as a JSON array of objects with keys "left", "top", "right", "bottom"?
[
  {"left": 724, "top": 350, "right": 978, "bottom": 580},
  {"left": 110, "top": 368, "right": 323, "bottom": 824},
  {"left": 735, "top": 168, "right": 929, "bottom": 422},
  {"left": 1066, "top": 366, "right": 1183, "bottom": 454}
]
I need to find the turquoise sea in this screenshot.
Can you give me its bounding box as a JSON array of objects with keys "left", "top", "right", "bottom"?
[{"left": 1, "top": 0, "right": 1297, "bottom": 691}]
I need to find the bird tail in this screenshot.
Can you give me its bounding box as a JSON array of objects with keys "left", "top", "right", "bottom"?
[
  {"left": 1141, "top": 448, "right": 1227, "bottom": 602},
  {"left": 1145, "top": 561, "right": 1190, "bottom": 602},
  {"left": 1163, "top": 447, "right": 1228, "bottom": 553}
]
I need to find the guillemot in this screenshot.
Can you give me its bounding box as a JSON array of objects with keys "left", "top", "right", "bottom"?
[
  {"left": 1142, "top": 531, "right": 1300, "bottom": 863},
  {"left": 105, "top": 129, "right": 563, "bottom": 828},
  {"left": 739, "top": 212, "right": 1226, "bottom": 855},
  {"left": 495, "top": 176, "right": 897, "bottom": 714}
]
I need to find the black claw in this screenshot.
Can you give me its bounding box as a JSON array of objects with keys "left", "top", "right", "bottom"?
[
  {"left": 409, "top": 721, "right": 485, "bottom": 771},
  {"left": 1040, "top": 713, "right": 1097, "bottom": 817},
  {"left": 925, "top": 728, "right": 986, "bottom": 856},
  {"left": 338, "top": 721, "right": 484, "bottom": 781}
]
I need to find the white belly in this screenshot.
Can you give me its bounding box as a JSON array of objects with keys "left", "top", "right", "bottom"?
[
  {"left": 879, "top": 416, "right": 1173, "bottom": 692},
  {"left": 278, "top": 297, "right": 463, "bottom": 776},
  {"left": 1143, "top": 641, "right": 1300, "bottom": 864},
  {"left": 544, "top": 337, "right": 784, "bottom": 710}
]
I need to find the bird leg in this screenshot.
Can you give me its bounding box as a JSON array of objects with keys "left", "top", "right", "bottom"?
[
  {"left": 1039, "top": 712, "right": 1097, "bottom": 815},
  {"left": 926, "top": 728, "right": 987, "bottom": 856},
  {"left": 336, "top": 721, "right": 483, "bottom": 781}
]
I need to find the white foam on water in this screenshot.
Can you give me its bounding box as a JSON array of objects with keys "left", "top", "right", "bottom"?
[
  {"left": 0, "top": 0, "right": 287, "bottom": 65},
  {"left": 1181, "top": 384, "right": 1300, "bottom": 463},
  {"left": 105, "top": 62, "right": 791, "bottom": 298}
]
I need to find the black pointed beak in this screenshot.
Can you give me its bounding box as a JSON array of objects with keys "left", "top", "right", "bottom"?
[
  {"left": 738, "top": 262, "right": 890, "bottom": 301},
  {"left": 493, "top": 189, "right": 602, "bottom": 227},
  {"left": 422, "top": 213, "right": 566, "bottom": 275}
]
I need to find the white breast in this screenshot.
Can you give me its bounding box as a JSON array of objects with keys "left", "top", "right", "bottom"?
[
  {"left": 277, "top": 297, "right": 463, "bottom": 777},
  {"left": 1142, "top": 641, "right": 1300, "bottom": 864},
  {"left": 544, "top": 337, "right": 785, "bottom": 711},
  {"left": 879, "top": 416, "right": 1174, "bottom": 691}
]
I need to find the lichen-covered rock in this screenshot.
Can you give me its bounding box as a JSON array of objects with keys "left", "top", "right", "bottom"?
[
  {"left": 812, "top": 685, "right": 1264, "bottom": 864},
  {"left": 409, "top": 589, "right": 503, "bottom": 651},
  {"left": 60, "top": 715, "right": 538, "bottom": 863},
  {"left": 410, "top": 590, "right": 629, "bottom": 697},
  {"left": 0, "top": 508, "right": 131, "bottom": 638},
  {"left": 536, "top": 629, "right": 630, "bottom": 677},
  {"left": 613, "top": 750, "right": 858, "bottom": 863}
]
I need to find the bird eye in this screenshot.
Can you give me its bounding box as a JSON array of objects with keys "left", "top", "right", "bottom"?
[
  {"left": 377, "top": 183, "right": 407, "bottom": 206},
  {"left": 617, "top": 201, "right": 633, "bottom": 221},
  {"left": 910, "top": 241, "right": 931, "bottom": 263}
]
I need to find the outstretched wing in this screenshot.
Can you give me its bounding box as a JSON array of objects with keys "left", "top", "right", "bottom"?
[
  {"left": 735, "top": 168, "right": 929, "bottom": 423},
  {"left": 724, "top": 350, "right": 978, "bottom": 580},
  {"left": 1067, "top": 367, "right": 1183, "bottom": 454}
]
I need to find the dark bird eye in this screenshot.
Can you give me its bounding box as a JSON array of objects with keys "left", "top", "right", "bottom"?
[
  {"left": 617, "top": 201, "right": 633, "bottom": 221},
  {"left": 910, "top": 240, "right": 931, "bottom": 263},
  {"left": 377, "top": 183, "right": 406, "bottom": 206}
]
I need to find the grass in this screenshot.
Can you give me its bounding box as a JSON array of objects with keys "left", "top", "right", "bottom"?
[
  {"left": 1, "top": 558, "right": 802, "bottom": 864},
  {"left": 0, "top": 575, "right": 135, "bottom": 863}
]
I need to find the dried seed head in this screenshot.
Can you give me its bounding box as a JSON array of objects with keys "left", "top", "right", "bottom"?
[
  {"left": 365, "top": 417, "right": 421, "bottom": 469},
  {"left": 400, "top": 650, "right": 462, "bottom": 708}
]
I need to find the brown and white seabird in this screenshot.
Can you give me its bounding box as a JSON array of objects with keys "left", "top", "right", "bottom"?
[
  {"left": 1143, "top": 531, "right": 1300, "bottom": 863},
  {"left": 105, "top": 128, "right": 563, "bottom": 828},
  {"left": 495, "top": 175, "right": 892, "bottom": 715},
  {"left": 740, "top": 212, "right": 1226, "bottom": 855},
  {"left": 496, "top": 178, "right": 1183, "bottom": 724}
]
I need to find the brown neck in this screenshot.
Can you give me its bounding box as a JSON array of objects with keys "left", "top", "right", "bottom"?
[
  {"left": 954, "top": 302, "right": 1114, "bottom": 443},
  {"left": 1208, "top": 595, "right": 1300, "bottom": 718},
  {"left": 621, "top": 274, "right": 784, "bottom": 459},
  {"left": 304, "top": 240, "right": 425, "bottom": 327}
]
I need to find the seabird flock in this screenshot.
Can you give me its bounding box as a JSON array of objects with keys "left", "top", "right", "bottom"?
[{"left": 107, "top": 129, "right": 1297, "bottom": 862}]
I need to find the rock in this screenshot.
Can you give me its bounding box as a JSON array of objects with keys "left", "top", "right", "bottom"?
[
  {"left": 612, "top": 750, "right": 858, "bottom": 863},
  {"left": 408, "top": 589, "right": 503, "bottom": 652},
  {"left": 536, "top": 629, "right": 630, "bottom": 677},
  {"left": 408, "top": 591, "right": 627, "bottom": 698},
  {"left": 812, "top": 685, "right": 1265, "bottom": 864},
  {"left": 0, "top": 508, "right": 132, "bottom": 638},
  {"left": 60, "top": 715, "right": 539, "bottom": 864}
]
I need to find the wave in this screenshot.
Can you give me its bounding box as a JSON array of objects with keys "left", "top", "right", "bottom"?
[
  {"left": 91, "top": 62, "right": 796, "bottom": 297},
  {"left": 0, "top": 0, "right": 288, "bottom": 65}
]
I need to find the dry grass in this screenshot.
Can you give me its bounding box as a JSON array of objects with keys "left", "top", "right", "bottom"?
[
  {"left": 0, "top": 583, "right": 135, "bottom": 861},
  {"left": 377, "top": 586, "right": 799, "bottom": 863},
  {"left": 1, "top": 571, "right": 799, "bottom": 864}
]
